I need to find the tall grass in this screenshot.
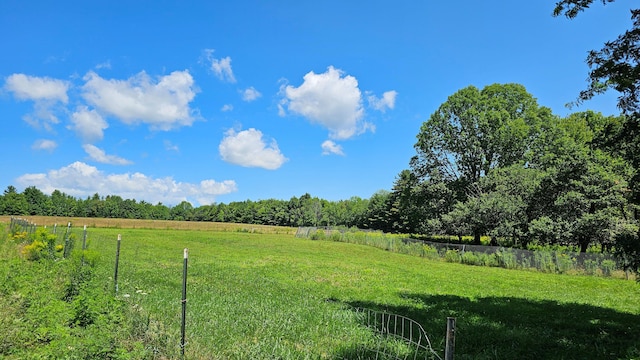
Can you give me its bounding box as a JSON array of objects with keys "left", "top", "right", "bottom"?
[{"left": 0, "top": 224, "right": 161, "bottom": 359}]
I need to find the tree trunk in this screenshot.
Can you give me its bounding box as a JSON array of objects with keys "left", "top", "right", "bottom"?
[
  {"left": 473, "top": 231, "right": 481, "bottom": 245},
  {"left": 579, "top": 239, "right": 589, "bottom": 253}
]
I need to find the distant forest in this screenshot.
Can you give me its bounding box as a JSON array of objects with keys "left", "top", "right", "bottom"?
[{"left": 0, "top": 185, "right": 380, "bottom": 229}]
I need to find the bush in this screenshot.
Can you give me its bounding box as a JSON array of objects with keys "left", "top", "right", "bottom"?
[
  {"left": 479, "top": 252, "right": 499, "bottom": 267},
  {"left": 496, "top": 249, "right": 519, "bottom": 269},
  {"left": 310, "top": 229, "right": 326, "bottom": 240},
  {"left": 601, "top": 259, "right": 616, "bottom": 277},
  {"left": 583, "top": 259, "right": 599, "bottom": 275},
  {"left": 329, "top": 231, "right": 343, "bottom": 242},
  {"left": 461, "top": 251, "right": 479, "bottom": 265},
  {"left": 444, "top": 249, "right": 461, "bottom": 263},
  {"left": 556, "top": 253, "right": 577, "bottom": 274},
  {"left": 21, "top": 240, "right": 46, "bottom": 260},
  {"left": 534, "top": 251, "right": 556, "bottom": 273},
  {"left": 422, "top": 245, "right": 440, "bottom": 260}
]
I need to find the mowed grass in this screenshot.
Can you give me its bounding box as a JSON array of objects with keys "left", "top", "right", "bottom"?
[{"left": 81, "top": 227, "right": 640, "bottom": 360}]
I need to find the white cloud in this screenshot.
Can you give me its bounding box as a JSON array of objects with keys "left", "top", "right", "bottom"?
[
  {"left": 368, "top": 90, "right": 398, "bottom": 112},
  {"left": 81, "top": 70, "right": 198, "bottom": 131},
  {"left": 32, "top": 139, "right": 58, "bottom": 152},
  {"left": 164, "top": 140, "right": 179, "bottom": 152},
  {"left": 241, "top": 86, "right": 262, "bottom": 102},
  {"left": 4, "top": 73, "right": 70, "bottom": 131},
  {"left": 69, "top": 106, "right": 108, "bottom": 143},
  {"left": 221, "top": 104, "right": 234, "bottom": 112},
  {"left": 4, "top": 73, "right": 69, "bottom": 103},
  {"left": 22, "top": 103, "right": 61, "bottom": 131},
  {"left": 280, "top": 66, "right": 371, "bottom": 140},
  {"left": 16, "top": 161, "right": 237, "bottom": 206},
  {"left": 219, "top": 128, "right": 288, "bottom": 170},
  {"left": 203, "top": 49, "right": 236, "bottom": 83},
  {"left": 95, "top": 61, "right": 111, "bottom": 70},
  {"left": 83, "top": 144, "right": 133, "bottom": 165},
  {"left": 321, "top": 140, "right": 345, "bottom": 156}
]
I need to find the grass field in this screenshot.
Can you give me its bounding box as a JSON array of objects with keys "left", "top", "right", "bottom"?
[{"left": 2, "top": 218, "right": 640, "bottom": 359}]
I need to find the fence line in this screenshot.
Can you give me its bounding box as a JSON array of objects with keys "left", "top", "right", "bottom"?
[{"left": 297, "top": 226, "right": 622, "bottom": 276}]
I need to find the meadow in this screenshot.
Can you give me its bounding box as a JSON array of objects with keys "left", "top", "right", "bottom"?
[{"left": 1, "top": 219, "right": 640, "bottom": 359}]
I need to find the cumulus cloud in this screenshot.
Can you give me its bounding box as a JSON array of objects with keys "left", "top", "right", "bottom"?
[
  {"left": 69, "top": 106, "right": 108, "bottom": 143},
  {"left": 16, "top": 161, "right": 237, "bottom": 206},
  {"left": 279, "top": 66, "right": 371, "bottom": 140},
  {"left": 4, "top": 73, "right": 69, "bottom": 103},
  {"left": 221, "top": 104, "right": 234, "bottom": 112},
  {"left": 219, "top": 128, "right": 287, "bottom": 170},
  {"left": 4, "top": 73, "right": 70, "bottom": 131},
  {"left": 321, "top": 140, "right": 345, "bottom": 156},
  {"left": 32, "top": 139, "right": 57, "bottom": 152},
  {"left": 368, "top": 90, "right": 398, "bottom": 112},
  {"left": 203, "top": 49, "right": 236, "bottom": 83},
  {"left": 83, "top": 144, "right": 133, "bottom": 165},
  {"left": 241, "top": 86, "right": 262, "bottom": 102},
  {"left": 81, "top": 70, "right": 198, "bottom": 131}
]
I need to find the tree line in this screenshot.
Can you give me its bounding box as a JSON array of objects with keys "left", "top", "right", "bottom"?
[{"left": 0, "top": 186, "right": 378, "bottom": 229}]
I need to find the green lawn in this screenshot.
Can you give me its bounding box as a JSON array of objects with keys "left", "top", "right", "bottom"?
[
  {"left": 86, "top": 228, "right": 640, "bottom": 359},
  {"left": 2, "top": 226, "right": 639, "bottom": 359}
]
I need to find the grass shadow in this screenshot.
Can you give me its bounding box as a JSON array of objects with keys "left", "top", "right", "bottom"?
[{"left": 341, "top": 294, "right": 640, "bottom": 360}]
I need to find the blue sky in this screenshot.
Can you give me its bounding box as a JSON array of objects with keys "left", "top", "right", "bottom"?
[{"left": 0, "top": 0, "right": 632, "bottom": 206}]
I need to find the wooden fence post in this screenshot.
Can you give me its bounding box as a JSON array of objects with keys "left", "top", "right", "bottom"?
[{"left": 445, "top": 317, "right": 456, "bottom": 360}]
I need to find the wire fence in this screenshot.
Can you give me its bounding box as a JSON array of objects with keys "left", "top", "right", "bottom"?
[
  {"left": 341, "top": 307, "right": 447, "bottom": 360},
  {"left": 297, "top": 226, "right": 625, "bottom": 277}
]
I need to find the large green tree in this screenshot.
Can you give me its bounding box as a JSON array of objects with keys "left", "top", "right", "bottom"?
[
  {"left": 411, "top": 83, "right": 552, "bottom": 243},
  {"left": 411, "top": 83, "right": 552, "bottom": 200}
]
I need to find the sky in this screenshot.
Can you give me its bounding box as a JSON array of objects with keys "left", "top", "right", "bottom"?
[{"left": 0, "top": 0, "right": 633, "bottom": 206}]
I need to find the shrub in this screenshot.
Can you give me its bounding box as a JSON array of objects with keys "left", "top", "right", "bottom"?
[
  {"left": 21, "top": 240, "right": 46, "bottom": 261},
  {"left": 496, "top": 249, "right": 519, "bottom": 269},
  {"left": 422, "top": 245, "right": 440, "bottom": 260},
  {"left": 601, "top": 259, "right": 616, "bottom": 277},
  {"left": 329, "top": 231, "right": 343, "bottom": 242},
  {"left": 583, "top": 259, "right": 599, "bottom": 275},
  {"left": 556, "top": 253, "right": 577, "bottom": 274},
  {"left": 444, "top": 249, "right": 461, "bottom": 263},
  {"left": 11, "top": 231, "right": 28, "bottom": 242},
  {"left": 310, "top": 229, "right": 326, "bottom": 240},
  {"left": 534, "top": 251, "right": 556, "bottom": 273},
  {"left": 479, "top": 252, "right": 498, "bottom": 267},
  {"left": 461, "top": 251, "right": 480, "bottom": 265}
]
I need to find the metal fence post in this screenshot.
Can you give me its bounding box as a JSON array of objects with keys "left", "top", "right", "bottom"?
[
  {"left": 114, "top": 234, "right": 121, "bottom": 294},
  {"left": 82, "top": 225, "right": 87, "bottom": 250},
  {"left": 181, "top": 248, "right": 189, "bottom": 358},
  {"left": 445, "top": 317, "right": 456, "bottom": 360}
]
